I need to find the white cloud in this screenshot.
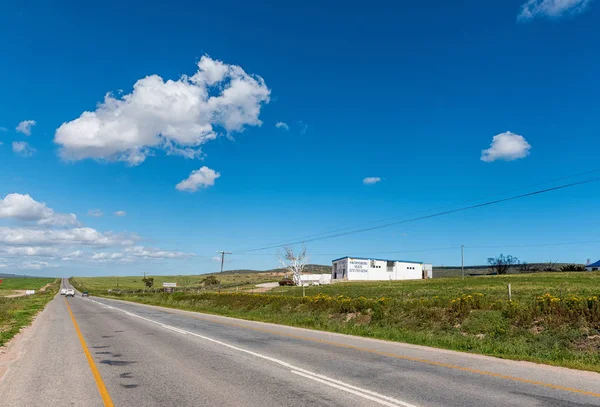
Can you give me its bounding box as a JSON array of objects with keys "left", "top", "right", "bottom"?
[
  {"left": 176, "top": 166, "right": 220, "bottom": 192},
  {"left": 16, "top": 120, "right": 36, "bottom": 136},
  {"left": 62, "top": 250, "right": 84, "bottom": 260},
  {"left": 12, "top": 141, "right": 36, "bottom": 157},
  {"left": 0, "top": 127, "right": 8, "bottom": 132},
  {"left": 518, "top": 0, "right": 592, "bottom": 20},
  {"left": 363, "top": 177, "right": 382, "bottom": 185},
  {"left": 124, "top": 246, "right": 191, "bottom": 259},
  {"left": 481, "top": 131, "right": 532, "bottom": 162},
  {"left": 114, "top": 210, "right": 126, "bottom": 217},
  {"left": 55, "top": 55, "right": 270, "bottom": 166},
  {"left": 87, "top": 209, "right": 104, "bottom": 217},
  {"left": 86, "top": 246, "right": 191, "bottom": 263},
  {"left": 20, "top": 261, "right": 52, "bottom": 270},
  {"left": 297, "top": 121, "right": 308, "bottom": 135},
  {"left": 275, "top": 122, "right": 289, "bottom": 131},
  {"left": 2, "top": 246, "right": 59, "bottom": 257},
  {"left": 0, "top": 193, "right": 79, "bottom": 226},
  {"left": 0, "top": 227, "right": 136, "bottom": 247},
  {"left": 90, "top": 252, "right": 125, "bottom": 262}
]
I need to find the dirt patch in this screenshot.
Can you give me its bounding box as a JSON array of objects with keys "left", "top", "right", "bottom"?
[
  {"left": 1, "top": 291, "right": 27, "bottom": 298},
  {"left": 573, "top": 335, "right": 600, "bottom": 352}
]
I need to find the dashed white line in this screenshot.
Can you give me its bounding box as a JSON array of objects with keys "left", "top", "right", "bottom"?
[{"left": 85, "top": 297, "right": 417, "bottom": 407}]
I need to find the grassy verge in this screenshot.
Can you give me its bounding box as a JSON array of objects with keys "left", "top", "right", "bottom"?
[
  {"left": 71, "top": 272, "right": 600, "bottom": 373},
  {"left": 0, "top": 279, "right": 60, "bottom": 346},
  {"left": 73, "top": 273, "right": 280, "bottom": 292},
  {"left": 0, "top": 277, "right": 56, "bottom": 294}
]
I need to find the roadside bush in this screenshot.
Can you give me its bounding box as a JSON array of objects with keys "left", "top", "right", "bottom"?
[
  {"left": 202, "top": 275, "right": 220, "bottom": 287},
  {"left": 560, "top": 264, "right": 587, "bottom": 272}
]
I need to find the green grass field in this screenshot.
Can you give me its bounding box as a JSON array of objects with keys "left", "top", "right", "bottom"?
[
  {"left": 0, "top": 277, "right": 56, "bottom": 294},
  {"left": 73, "top": 272, "right": 281, "bottom": 291},
  {"left": 76, "top": 271, "right": 600, "bottom": 372},
  {"left": 0, "top": 279, "right": 59, "bottom": 346},
  {"left": 271, "top": 272, "right": 600, "bottom": 302}
]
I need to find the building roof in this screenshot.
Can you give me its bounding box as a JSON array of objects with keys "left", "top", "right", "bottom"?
[
  {"left": 332, "top": 256, "right": 423, "bottom": 264},
  {"left": 587, "top": 260, "right": 600, "bottom": 268}
]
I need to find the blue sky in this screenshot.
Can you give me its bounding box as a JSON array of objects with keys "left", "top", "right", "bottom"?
[{"left": 0, "top": 0, "right": 598, "bottom": 276}]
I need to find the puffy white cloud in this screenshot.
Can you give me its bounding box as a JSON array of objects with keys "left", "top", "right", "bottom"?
[
  {"left": 55, "top": 56, "right": 270, "bottom": 166},
  {"left": 176, "top": 166, "right": 220, "bottom": 192},
  {"left": 363, "top": 177, "right": 382, "bottom": 185},
  {"left": 12, "top": 141, "right": 36, "bottom": 157},
  {"left": 124, "top": 246, "right": 191, "bottom": 259},
  {"left": 518, "top": 0, "right": 591, "bottom": 20},
  {"left": 0, "top": 193, "right": 79, "bottom": 226},
  {"left": 481, "top": 131, "right": 531, "bottom": 162},
  {"left": 2, "top": 246, "right": 59, "bottom": 257},
  {"left": 90, "top": 252, "right": 125, "bottom": 262},
  {"left": 275, "top": 122, "right": 289, "bottom": 130},
  {"left": 62, "top": 250, "right": 84, "bottom": 260},
  {"left": 0, "top": 226, "right": 136, "bottom": 247},
  {"left": 87, "top": 209, "right": 104, "bottom": 217},
  {"left": 20, "top": 261, "right": 53, "bottom": 270},
  {"left": 16, "top": 120, "right": 36, "bottom": 136},
  {"left": 114, "top": 210, "right": 126, "bottom": 217},
  {"left": 85, "top": 246, "right": 191, "bottom": 263}
]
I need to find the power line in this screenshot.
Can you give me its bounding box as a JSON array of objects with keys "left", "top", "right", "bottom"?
[
  {"left": 232, "top": 168, "right": 600, "bottom": 253},
  {"left": 234, "top": 176, "right": 600, "bottom": 253}
]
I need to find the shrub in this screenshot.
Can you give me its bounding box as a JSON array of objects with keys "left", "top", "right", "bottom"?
[
  {"left": 560, "top": 264, "right": 586, "bottom": 272},
  {"left": 202, "top": 275, "right": 220, "bottom": 287}
]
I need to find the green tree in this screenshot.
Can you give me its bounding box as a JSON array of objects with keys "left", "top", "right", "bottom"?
[{"left": 142, "top": 277, "right": 155, "bottom": 288}]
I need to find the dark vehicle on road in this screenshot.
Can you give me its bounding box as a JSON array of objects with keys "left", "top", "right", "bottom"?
[{"left": 82, "top": 291, "right": 89, "bottom": 297}]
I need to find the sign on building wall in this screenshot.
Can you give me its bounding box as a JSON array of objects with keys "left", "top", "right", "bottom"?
[{"left": 348, "top": 259, "right": 369, "bottom": 274}]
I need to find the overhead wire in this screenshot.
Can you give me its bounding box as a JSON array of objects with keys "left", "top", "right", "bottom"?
[
  {"left": 232, "top": 168, "right": 600, "bottom": 253},
  {"left": 233, "top": 176, "right": 600, "bottom": 253}
]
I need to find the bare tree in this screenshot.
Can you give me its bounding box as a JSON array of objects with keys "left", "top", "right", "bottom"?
[
  {"left": 278, "top": 245, "right": 308, "bottom": 286},
  {"left": 518, "top": 262, "right": 532, "bottom": 273},
  {"left": 487, "top": 254, "right": 519, "bottom": 275},
  {"left": 542, "top": 260, "right": 558, "bottom": 272}
]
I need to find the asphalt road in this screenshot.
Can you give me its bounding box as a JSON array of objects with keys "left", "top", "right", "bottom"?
[{"left": 1, "top": 279, "right": 600, "bottom": 407}]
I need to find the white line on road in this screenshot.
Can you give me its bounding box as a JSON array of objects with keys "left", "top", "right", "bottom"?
[
  {"left": 291, "top": 370, "right": 407, "bottom": 407},
  {"left": 85, "top": 298, "right": 417, "bottom": 407}
]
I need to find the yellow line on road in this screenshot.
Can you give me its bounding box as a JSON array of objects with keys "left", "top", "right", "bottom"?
[{"left": 66, "top": 300, "right": 115, "bottom": 407}]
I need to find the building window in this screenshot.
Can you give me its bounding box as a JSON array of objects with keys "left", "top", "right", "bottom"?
[
  {"left": 387, "top": 261, "right": 394, "bottom": 268},
  {"left": 370, "top": 260, "right": 376, "bottom": 268}
]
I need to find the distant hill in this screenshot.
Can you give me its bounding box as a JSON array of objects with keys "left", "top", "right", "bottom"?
[
  {"left": 222, "top": 264, "right": 330, "bottom": 275},
  {"left": 0, "top": 273, "right": 46, "bottom": 279}
]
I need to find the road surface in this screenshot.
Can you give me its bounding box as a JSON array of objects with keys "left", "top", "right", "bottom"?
[{"left": 1, "top": 278, "right": 599, "bottom": 406}]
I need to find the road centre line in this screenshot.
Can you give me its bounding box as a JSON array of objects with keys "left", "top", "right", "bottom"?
[
  {"left": 65, "top": 299, "right": 114, "bottom": 407},
  {"left": 87, "top": 297, "right": 600, "bottom": 399},
  {"left": 87, "top": 298, "right": 415, "bottom": 407}
]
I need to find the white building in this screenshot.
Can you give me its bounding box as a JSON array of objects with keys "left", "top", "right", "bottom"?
[
  {"left": 586, "top": 260, "right": 600, "bottom": 271},
  {"left": 299, "top": 274, "right": 332, "bottom": 285},
  {"left": 331, "top": 257, "right": 433, "bottom": 281}
]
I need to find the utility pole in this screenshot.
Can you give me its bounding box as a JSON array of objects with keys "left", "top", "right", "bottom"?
[
  {"left": 217, "top": 251, "right": 232, "bottom": 274},
  {"left": 216, "top": 251, "right": 231, "bottom": 293},
  {"left": 461, "top": 245, "right": 465, "bottom": 280}
]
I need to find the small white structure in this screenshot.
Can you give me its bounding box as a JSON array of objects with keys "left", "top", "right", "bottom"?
[
  {"left": 300, "top": 274, "right": 332, "bottom": 285},
  {"left": 586, "top": 260, "right": 600, "bottom": 271},
  {"left": 331, "top": 257, "right": 432, "bottom": 281}
]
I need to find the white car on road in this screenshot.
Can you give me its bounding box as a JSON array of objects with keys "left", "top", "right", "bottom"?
[
  {"left": 60, "top": 289, "right": 67, "bottom": 295},
  {"left": 65, "top": 289, "right": 75, "bottom": 297}
]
